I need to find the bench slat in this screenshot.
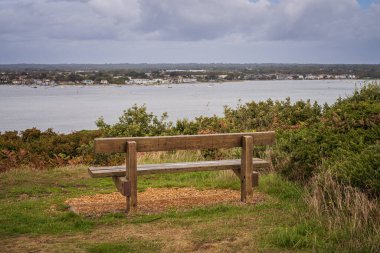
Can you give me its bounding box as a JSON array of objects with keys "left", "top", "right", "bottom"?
[
  {"left": 88, "top": 158, "right": 270, "bottom": 178},
  {"left": 94, "top": 132, "right": 275, "bottom": 153}
]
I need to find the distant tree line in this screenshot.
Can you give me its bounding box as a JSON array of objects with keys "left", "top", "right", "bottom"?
[{"left": 1, "top": 63, "right": 380, "bottom": 79}]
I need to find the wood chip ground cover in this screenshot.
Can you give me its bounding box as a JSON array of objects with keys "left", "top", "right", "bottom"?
[{"left": 66, "top": 187, "right": 266, "bottom": 216}]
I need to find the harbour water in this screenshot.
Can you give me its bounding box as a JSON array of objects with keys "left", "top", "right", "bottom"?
[{"left": 0, "top": 80, "right": 364, "bottom": 133}]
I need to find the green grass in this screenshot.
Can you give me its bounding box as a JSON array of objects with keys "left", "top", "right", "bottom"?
[
  {"left": 86, "top": 238, "right": 162, "bottom": 253},
  {"left": 138, "top": 171, "right": 240, "bottom": 191},
  {"left": 0, "top": 165, "right": 376, "bottom": 252},
  {"left": 269, "top": 221, "right": 323, "bottom": 250}
]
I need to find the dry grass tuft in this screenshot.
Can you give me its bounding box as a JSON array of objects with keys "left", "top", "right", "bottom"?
[
  {"left": 137, "top": 150, "right": 205, "bottom": 165},
  {"left": 215, "top": 170, "right": 237, "bottom": 182},
  {"left": 308, "top": 172, "right": 380, "bottom": 252}
]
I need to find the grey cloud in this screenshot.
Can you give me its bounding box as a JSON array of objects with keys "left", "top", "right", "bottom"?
[
  {"left": 128, "top": 0, "right": 378, "bottom": 42},
  {"left": 0, "top": 0, "right": 123, "bottom": 41},
  {"left": 88, "top": 0, "right": 141, "bottom": 24},
  {"left": 131, "top": 0, "right": 272, "bottom": 41},
  {"left": 1, "top": 0, "right": 379, "bottom": 42},
  {"left": 0, "top": 0, "right": 379, "bottom": 63},
  {"left": 48, "top": 0, "right": 90, "bottom": 2}
]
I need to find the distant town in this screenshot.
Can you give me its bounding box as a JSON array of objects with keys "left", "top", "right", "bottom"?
[{"left": 0, "top": 63, "right": 378, "bottom": 86}]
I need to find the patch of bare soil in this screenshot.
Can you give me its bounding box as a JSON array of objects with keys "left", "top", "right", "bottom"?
[{"left": 65, "top": 187, "right": 266, "bottom": 216}]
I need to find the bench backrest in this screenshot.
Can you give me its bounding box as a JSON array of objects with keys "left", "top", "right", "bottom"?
[{"left": 94, "top": 131, "right": 275, "bottom": 153}]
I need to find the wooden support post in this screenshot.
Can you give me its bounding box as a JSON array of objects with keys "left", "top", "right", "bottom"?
[
  {"left": 112, "top": 177, "right": 131, "bottom": 197},
  {"left": 125, "top": 141, "right": 137, "bottom": 214},
  {"left": 232, "top": 169, "right": 241, "bottom": 180},
  {"left": 252, "top": 171, "right": 259, "bottom": 187},
  {"left": 241, "top": 136, "right": 253, "bottom": 202}
]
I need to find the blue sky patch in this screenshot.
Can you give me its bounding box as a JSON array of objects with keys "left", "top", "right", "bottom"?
[{"left": 358, "top": 0, "right": 375, "bottom": 8}]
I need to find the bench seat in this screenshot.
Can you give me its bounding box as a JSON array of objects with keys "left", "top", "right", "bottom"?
[{"left": 88, "top": 158, "right": 269, "bottom": 178}]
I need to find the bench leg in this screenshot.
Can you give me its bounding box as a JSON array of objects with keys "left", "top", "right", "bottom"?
[
  {"left": 126, "top": 141, "right": 137, "bottom": 214},
  {"left": 241, "top": 136, "right": 253, "bottom": 203},
  {"left": 252, "top": 171, "right": 259, "bottom": 187},
  {"left": 233, "top": 169, "right": 259, "bottom": 188}
]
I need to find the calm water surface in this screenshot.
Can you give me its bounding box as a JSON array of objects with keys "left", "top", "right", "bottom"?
[{"left": 0, "top": 80, "right": 364, "bottom": 133}]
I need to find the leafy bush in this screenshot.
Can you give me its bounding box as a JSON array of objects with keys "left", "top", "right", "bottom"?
[
  {"left": 223, "top": 98, "right": 322, "bottom": 131},
  {"left": 327, "top": 144, "right": 380, "bottom": 196},
  {"left": 171, "top": 115, "right": 228, "bottom": 135},
  {"left": 273, "top": 83, "right": 380, "bottom": 195},
  {"left": 96, "top": 104, "right": 171, "bottom": 137},
  {"left": 0, "top": 129, "right": 100, "bottom": 171}
]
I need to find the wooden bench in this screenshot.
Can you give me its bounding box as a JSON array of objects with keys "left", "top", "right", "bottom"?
[{"left": 88, "top": 131, "right": 275, "bottom": 213}]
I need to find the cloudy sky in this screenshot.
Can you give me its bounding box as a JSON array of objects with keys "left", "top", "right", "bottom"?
[{"left": 0, "top": 0, "right": 379, "bottom": 64}]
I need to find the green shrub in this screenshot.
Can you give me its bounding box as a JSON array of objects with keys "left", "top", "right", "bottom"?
[
  {"left": 0, "top": 129, "right": 100, "bottom": 171},
  {"left": 273, "top": 83, "right": 380, "bottom": 195},
  {"left": 96, "top": 104, "right": 171, "bottom": 137},
  {"left": 223, "top": 97, "right": 322, "bottom": 131},
  {"left": 327, "top": 144, "right": 380, "bottom": 196}
]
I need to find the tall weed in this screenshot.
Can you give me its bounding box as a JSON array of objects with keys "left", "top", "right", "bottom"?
[{"left": 308, "top": 172, "right": 380, "bottom": 252}]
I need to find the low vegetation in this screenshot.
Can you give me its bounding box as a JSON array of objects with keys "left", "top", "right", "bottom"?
[
  {"left": 0, "top": 82, "right": 379, "bottom": 252},
  {"left": 1, "top": 164, "right": 376, "bottom": 252}
]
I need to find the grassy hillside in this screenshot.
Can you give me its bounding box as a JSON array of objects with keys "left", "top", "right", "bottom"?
[
  {"left": 1, "top": 153, "right": 379, "bottom": 252},
  {"left": 0, "top": 164, "right": 370, "bottom": 253},
  {"left": 0, "top": 82, "right": 379, "bottom": 252}
]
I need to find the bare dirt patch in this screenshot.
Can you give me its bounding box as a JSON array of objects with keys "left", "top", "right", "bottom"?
[{"left": 66, "top": 187, "right": 266, "bottom": 216}]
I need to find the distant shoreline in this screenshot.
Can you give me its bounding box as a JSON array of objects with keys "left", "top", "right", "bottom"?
[{"left": 0, "top": 78, "right": 371, "bottom": 88}]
